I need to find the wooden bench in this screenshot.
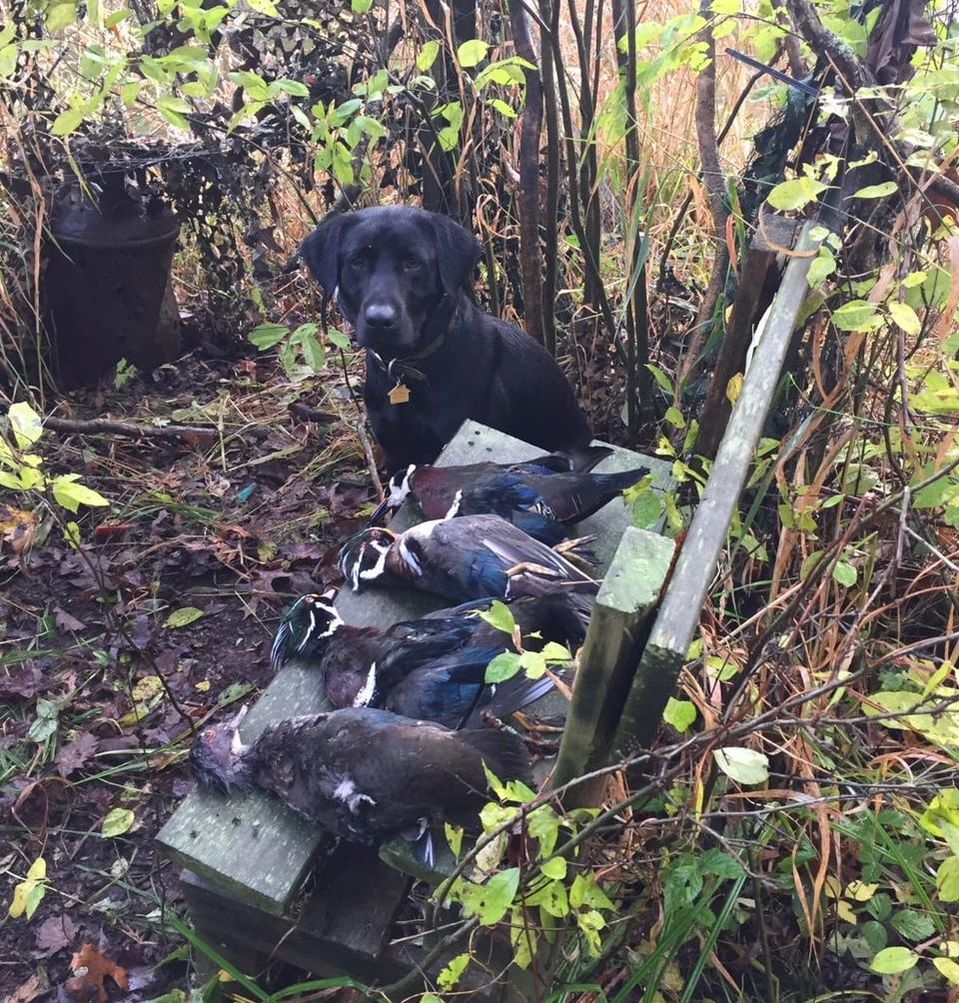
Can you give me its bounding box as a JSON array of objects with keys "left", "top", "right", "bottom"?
[{"left": 156, "top": 419, "right": 675, "bottom": 993}]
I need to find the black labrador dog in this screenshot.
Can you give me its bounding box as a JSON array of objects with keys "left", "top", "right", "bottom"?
[{"left": 300, "top": 206, "right": 592, "bottom": 473}]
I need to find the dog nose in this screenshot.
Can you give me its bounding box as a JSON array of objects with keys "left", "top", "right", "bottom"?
[{"left": 364, "top": 303, "right": 397, "bottom": 330}]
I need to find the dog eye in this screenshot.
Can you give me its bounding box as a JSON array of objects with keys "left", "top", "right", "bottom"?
[
  {"left": 402, "top": 257, "right": 422, "bottom": 272},
  {"left": 349, "top": 256, "right": 366, "bottom": 271}
]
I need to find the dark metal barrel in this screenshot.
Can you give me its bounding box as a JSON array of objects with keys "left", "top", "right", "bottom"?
[{"left": 44, "top": 172, "right": 181, "bottom": 388}]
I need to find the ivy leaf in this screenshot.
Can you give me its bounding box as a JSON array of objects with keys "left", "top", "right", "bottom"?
[
  {"left": 478, "top": 600, "right": 516, "bottom": 636},
  {"left": 891, "top": 909, "right": 936, "bottom": 942},
  {"left": 870, "top": 946, "right": 919, "bottom": 974},
  {"left": 766, "top": 177, "right": 828, "bottom": 211},
  {"left": 165, "top": 606, "right": 204, "bottom": 629},
  {"left": 663, "top": 697, "right": 696, "bottom": 732},
  {"left": 457, "top": 39, "right": 489, "bottom": 68},
  {"left": 713, "top": 747, "right": 769, "bottom": 785},
  {"left": 101, "top": 808, "right": 135, "bottom": 838},
  {"left": 485, "top": 651, "right": 521, "bottom": 683},
  {"left": 52, "top": 474, "right": 110, "bottom": 512},
  {"left": 437, "top": 952, "right": 470, "bottom": 991}
]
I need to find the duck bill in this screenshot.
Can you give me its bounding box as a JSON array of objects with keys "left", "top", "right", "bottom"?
[{"left": 368, "top": 496, "right": 394, "bottom": 526}]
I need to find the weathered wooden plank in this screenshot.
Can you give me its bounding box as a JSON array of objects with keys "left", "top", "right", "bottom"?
[
  {"left": 612, "top": 221, "right": 822, "bottom": 754},
  {"left": 550, "top": 527, "right": 675, "bottom": 806},
  {"left": 156, "top": 667, "right": 330, "bottom": 913}
]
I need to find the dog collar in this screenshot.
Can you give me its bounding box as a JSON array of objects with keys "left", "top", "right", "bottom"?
[{"left": 369, "top": 297, "right": 459, "bottom": 405}]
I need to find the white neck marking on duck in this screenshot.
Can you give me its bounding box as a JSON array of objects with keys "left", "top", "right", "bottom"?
[
  {"left": 312, "top": 606, "right": 343, "bottom": 643},
  {"left": 444, "top": 489, "right": 463, "bottom": 519},
  {"left": 397, "top": 536, "right": 422, "bottom": 576},
  {"left": 352, "top": 661, "right": 377, "bottom": 706},
  {"left": 358, "top": 539, "right": 392, "bottom": 581},
  {"left": 388, "top": 465, "right": 416, "bottom": 509}
]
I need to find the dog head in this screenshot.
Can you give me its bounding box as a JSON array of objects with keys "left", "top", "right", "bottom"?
[{"left": 299, "top": 206, "right": 483, "bottom": 356}]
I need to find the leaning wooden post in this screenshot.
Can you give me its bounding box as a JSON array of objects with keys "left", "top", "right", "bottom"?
[
  {"left": 613, "top": 221, "right": 823, "bottom": 753},
  {"left": 549, "top": 527, "right": 676, "bottom": 807}
]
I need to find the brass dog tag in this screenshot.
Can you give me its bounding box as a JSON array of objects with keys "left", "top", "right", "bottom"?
[{"left": 388, "top": 382, "right": 411, "bottom": 405}]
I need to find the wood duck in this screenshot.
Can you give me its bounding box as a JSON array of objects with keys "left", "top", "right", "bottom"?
[
  {"left": 371, "top": 452, "right": 651, "bottom": 545},
  {"left": 338, "top": 514, "right": 596, "bottom": 603},
  {"left": 190, "top": 705, "right": 531, "bottom": 862},
  {"left": 271, "top": 589, "right": 592, "bottom": 727}
]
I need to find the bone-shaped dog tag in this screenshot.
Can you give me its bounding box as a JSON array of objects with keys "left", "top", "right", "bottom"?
[{"left": 388, "top": 382, "right": 411, "bottom": 405}]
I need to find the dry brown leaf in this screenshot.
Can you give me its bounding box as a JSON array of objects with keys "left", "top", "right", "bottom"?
[
  {"left": 34, "top": 913, "right": 76, "bottom": 957},
  {"left": 5, "top": 973, "right": 47, "bottom": 1003},
  {"left": 65, "top": 943, "right": 129, "bottom": 1003}
]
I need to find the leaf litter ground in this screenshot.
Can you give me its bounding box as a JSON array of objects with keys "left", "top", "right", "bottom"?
[{"left": 1, "top": 346, "right": 378, "bottom": 1001}]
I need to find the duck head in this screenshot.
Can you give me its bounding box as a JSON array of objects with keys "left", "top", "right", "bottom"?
[
  {"left": 271, "top": 590, "right": 342, "bottom": 671},
  {"left": 190, "top": 706, "right": 254, "bottom": 794},
  {"left": 369, "top": 465, "right": 418, "bottom": 524},
  {"left": 338, "top": 527, "right": 398, "bottom": 592}
]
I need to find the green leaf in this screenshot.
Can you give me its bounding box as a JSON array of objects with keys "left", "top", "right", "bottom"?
[
  {"left": 24, "top": 881, "right": 46, "bottom": 920},
  {"left": 665, "top": 405, "right": 686, "bottom": 429},
  {"left": 327, "top": 329, "right": 353, "bottom": 351},
  {"left": 870, "top": 946, "right": 919, "bottom": 974},
  {"left": 156, "top": 96, "right": 192, "bottom": 130},
  {"left": 268, "top": 78, "right": 310, "bottom": 97},
  {"left": 249, "top": 323, "right": 289, "bottom": 350},
  {"left": 934, "top": 957, "right": 959, "bottom": 985},
  {"left": 853, "top": 181, "right": 898, "bottom": 199},
  {"left": 570, "top": 873, "right": 615, "bottom": 911},
  {"left": 102, "top": 807, "right": 135, "bottom": 837},
  {"left": 541, "top": 856, "right": 567, "bottom": 880},
  {"left": 767, "top": 177, "right": 828, "bottom": 212},
  {"left": 417, "top": 40, "right": 441, "bottom": 72},
  {"left": 28, "top": 699, "right": 59, "bottom": 744},
  {"left": 444, "top": 823, "right": 463, "bottom": 858},
  {"left": 46, "top": 2, "right": 78, "bottom": 32},
  {"left": 485, "top": 651, "right": 521, "bottom": 683},
  {"left": 458, "top": 39, "right": 489, "bottom": 68},
  {"left": 713, "top": 747, "right": 769, "bottom": 785},
  {"left": 831, "top": 299, "right": 881, "bottom": 332},
  {"left": 8, "top": 401, "right": 43, "bottom": 447},
  {"left": 866, "top": 891, "right": 893, "bottom": 921},
  {"left": 663, "top": 697, "right": 696, "bottom": 732},
  {"left": 891, "top": 909, "right": 936, "bottom": 942},
  {"left": 861, "top": 919, "right": 887, "bottom": 954},
  {"left": 52, "top": 474, "right": 110, "bottom": 512},
  {"left": 489, "top": 97, "right": 517, "bottom": 118},
  {"left": 646, "top": 363, "right": 673, "bottom": 393},
  {"left": 165, "top": 606, "right": 204, "bottom": 628},
  {"left": 478, "top": 600, "right": 516, "bottom": 636},
  {"left": 0, "top": 44, "right": 19, "bottom": 79},
  {"left": 64, "top": 521, "right": 81, "bottom": 549},
  {"left": 888, "top": 300, "right": 921, "bottom": 335},
  {"left": 476, "top": 867, "right": 520, "bottom": 924},
  {"left": 832, "top": 560, "right": 857, "bottom": 587},
  {"left": 937, "top": 856, "right": 959, "bottom": 901},
  {"left": 437, "top": 953, "right": 470, "bottom": 991},
  {"left": 528, "top": 805, "right": 561, "bottom": 856},
  {"left": 51, "top": 106, "right": 85, "bottom": 136},
  {"left": 700, "top": 848, "right": 746, "bottom": 879},
  {"left": 351, "top": 0, "right": 373, "bottom": 12},
  {"left": 300, "top": 331, "right": 326, "bottom": 372}
]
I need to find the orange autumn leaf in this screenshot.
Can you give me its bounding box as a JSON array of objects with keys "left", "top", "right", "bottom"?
[{"left": 65, "top": 943, "right": 129, "bottom": 1003}]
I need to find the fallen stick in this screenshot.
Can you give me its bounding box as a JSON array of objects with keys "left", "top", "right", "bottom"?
[{"left": 44, "top": 416, "right": 217, "bottom": 442}]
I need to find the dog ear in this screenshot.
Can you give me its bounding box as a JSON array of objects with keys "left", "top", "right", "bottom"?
[
  {"left": 299, "top": 213, "right": 354, "bottom": 295},
  {"left": 430, "top": 213, "right": 483, "bottom": 295}
]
